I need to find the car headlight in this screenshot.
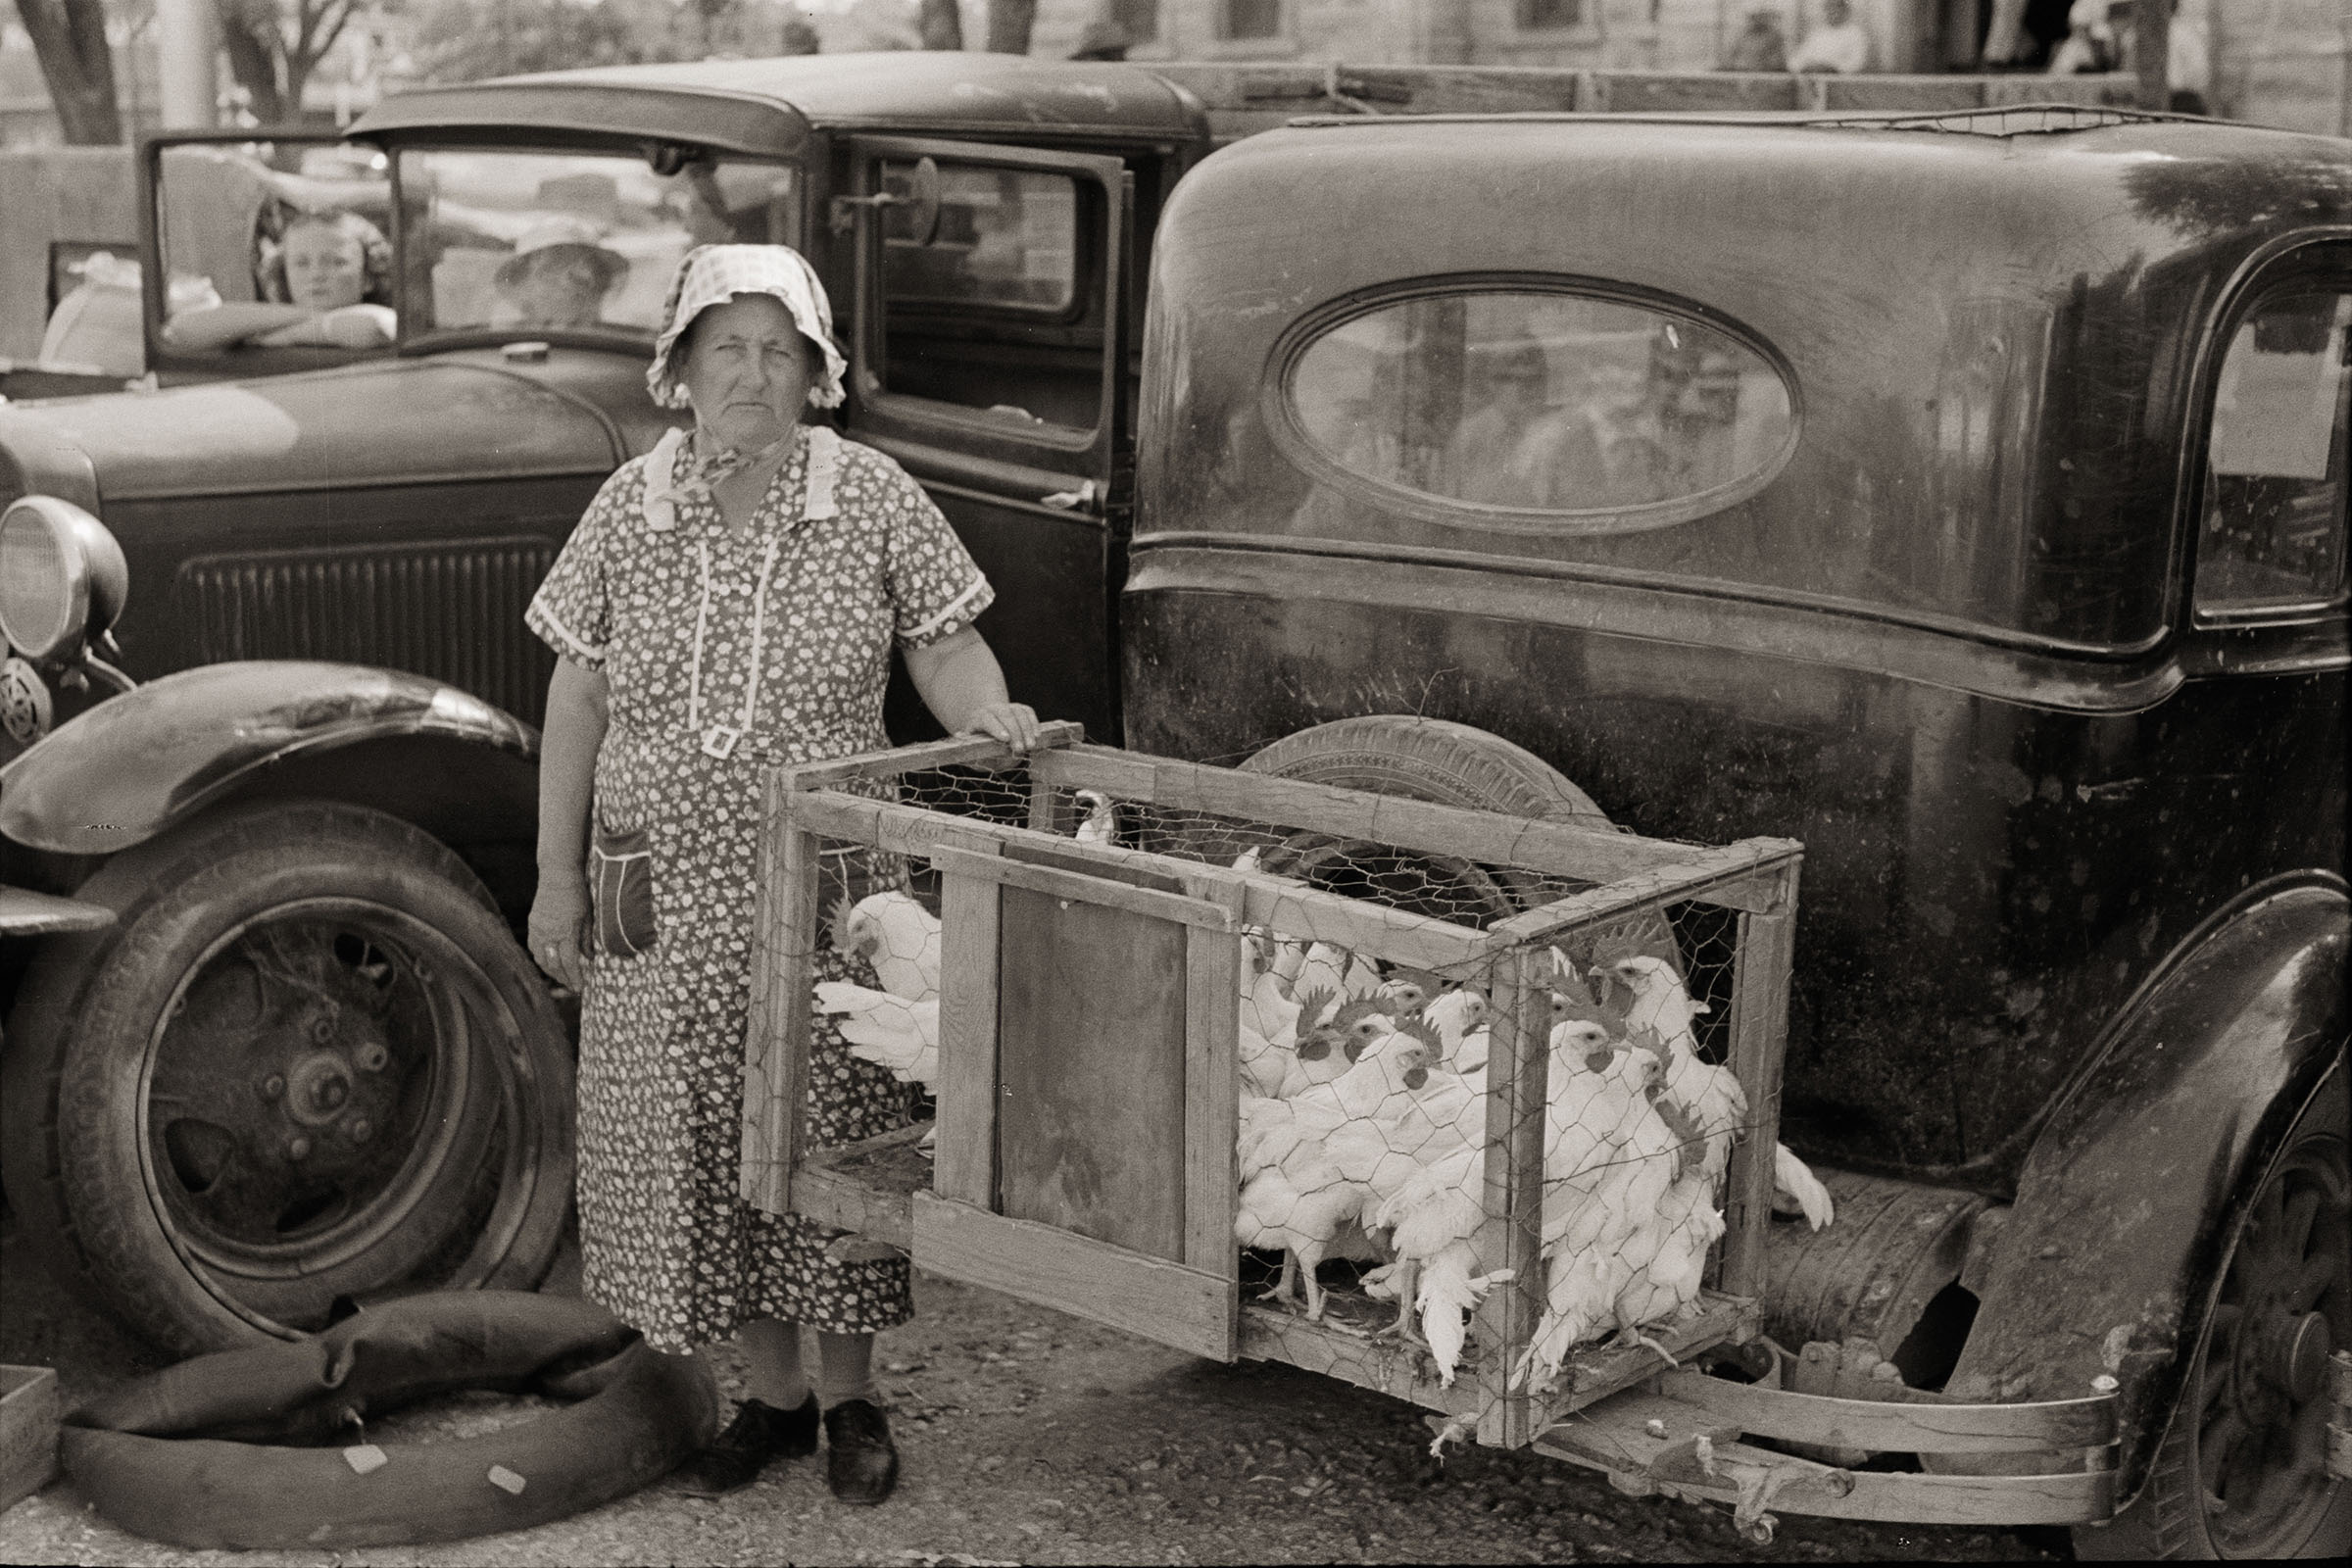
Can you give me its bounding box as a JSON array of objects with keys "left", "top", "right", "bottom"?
[{"left": 0, "top": 495, "right": 126, "bottom": 662}]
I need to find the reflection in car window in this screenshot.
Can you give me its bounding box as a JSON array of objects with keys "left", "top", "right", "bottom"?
[
  {"left": 155, "top": 142, "right": 397, "bottom": 354},
  {"left": 2198, "top": 290, "right": 2350, "bottom": 615},
  {"left": 1287, "top": 290, "right": 1793, "bottom": 521},
  {"left": 396, "top": 150, "right": 800, "bottom": 337},
  {"left": 882, "top": 162, "right": 1076, "bottom": 314}
]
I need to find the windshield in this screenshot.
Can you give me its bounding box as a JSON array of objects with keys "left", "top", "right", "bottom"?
[{"left": 395, "top": 148, "right": 802, "bottom": 339}]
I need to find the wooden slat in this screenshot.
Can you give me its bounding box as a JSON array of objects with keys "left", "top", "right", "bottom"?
[
  {"left": 1485, "top": 842, "right": 1801, "bottom": 945},
  {"left": 790, "top": 1164, "right": 914, "bottom": 1250},
  {"left": 1473, "top": 946, "right": 1544, "bottom": 1448},
  {"left": 1717, "top": 891, "right": 1799, "bottom": 1298},
  {"left": 1042, "top": 743, "right": 1703, "bottom": 886},
  {"left": 930, "top": 845, "right": 1237, "bottom": 931},
  {"left": 1238, "top": 1302, "right": 1476, "bottom": 1417},
  {"left": 931, "top": 855, "right": 1003, "bottom": 1210},
  {"left": 912, "top": 1193, "right": 1236, "bottom": 1361},
  {"left": 788, "top": 789, "right": 1490, "bottom": 970},
  {"left": 1656, "top": 1369, "right": 2118, "bottom": 1454},
  {"left": 1031, "top": 746, "right": 1157, "bottom": 804},
  {"left": 775, "top": 721, "right": 1083, "bottom": 791},
  {"left": 1528, "top": 1294, "right": 1760, "bottom": 1423},
  {"left": 1183, "top": 879, "right": 1247, "bottom": 1274},
  {"left": 1240, "top": 881, "right": 1488, "bottom": 970},
  {"left": 739, "top": 773, "right": 819, "bottom": 1213},
  {"left": 1535, "top": 1390, "right": 2115, "bottom": 1525}
]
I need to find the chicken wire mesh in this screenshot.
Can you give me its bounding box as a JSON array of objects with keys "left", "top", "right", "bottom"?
[{"left": 778, "top": 749, "right": 1820, "bottom": 1444}]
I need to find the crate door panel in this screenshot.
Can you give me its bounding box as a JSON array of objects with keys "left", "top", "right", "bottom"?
[
  {"left": 997, "top": 882, "right": 1188, "bottom": 1255},
  {"left": 911, "top": 842, "right": 1237, "bottom": 1361}
]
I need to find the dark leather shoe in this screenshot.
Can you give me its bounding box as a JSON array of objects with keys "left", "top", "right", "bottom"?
[
  {"left": 674, "top": 1396, "right": 817, "bottom": 1496},
  {"left": 823, "top": 1398, "right": 900, "bottom": 1505}
]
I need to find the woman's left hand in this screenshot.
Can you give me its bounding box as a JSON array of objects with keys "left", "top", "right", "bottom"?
[{"left": 959, "top": 702, "right": 1043, "bottom": 754}]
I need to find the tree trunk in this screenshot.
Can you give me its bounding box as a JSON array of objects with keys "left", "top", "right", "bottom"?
[
  {"left": 220, "top": 13, "right": 287, "bottom": 124},
  {"left": 919, "top": 0, "right": 965, "bottom": 51},
  {"left": 2133, "top": 0, "right": 2171, "bottom": 112},
  {"left": 985, "top": 0, "right": 1037, "bottom": 55},
  {"left": 18, "top": 0, "right": 124, "bottom": 145}
]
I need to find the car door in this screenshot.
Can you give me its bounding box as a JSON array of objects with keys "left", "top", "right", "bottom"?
[{"left": 836, "top": 135, "right": 1133, "bottom": 744}]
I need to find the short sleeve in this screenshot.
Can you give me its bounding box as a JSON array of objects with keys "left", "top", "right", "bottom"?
[
  {"left": 526, "top": 463, "right": 631, "bottom": 670},
  {"left": 862, "top": 447, "right": 994, "bottom": 648}
]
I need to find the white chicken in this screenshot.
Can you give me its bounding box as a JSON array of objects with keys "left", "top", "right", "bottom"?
[
  {"left": 831, "top": 890, "right": 941, "bottom": 1004},
  {"left": 1294, "top": 942, "right": 1384, "bottom": 1004},
  {"left": 1606, "top": 955, "right": 1835, "bottom": 1230},
  {"left": 1073, "top": 788, "right": 1120, "bottom": 847},
  {"left": 1516, "top": 1025, "right": 1679, "bottom": 1391},
  {"left": 813, "top": 980, "right": 939, "bottom": 1089},
  {"left": 1419, "top": 987, "right": 1489, "bottom": 1062},
  {"left": 1372, "top": 1144, "right": 1513, "bottom": 1385},
  {"left": 1607, "top": 956, "right": 1744, "bottom": 1187},
  {"left": 1235, "top": 1018, "right": 1426, "bottom": 1319},
  {"left": 1774, "top": 1143, "right": 1837, "bottom": 1230}
]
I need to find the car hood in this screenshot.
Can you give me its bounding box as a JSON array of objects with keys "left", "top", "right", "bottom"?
[{"left": 0, "top": 357, "right": 626, "bottom": 504}]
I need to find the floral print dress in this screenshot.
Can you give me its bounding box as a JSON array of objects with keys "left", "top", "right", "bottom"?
[{"left": 527, "top": 424, "right": 992, "bottom": 1352}]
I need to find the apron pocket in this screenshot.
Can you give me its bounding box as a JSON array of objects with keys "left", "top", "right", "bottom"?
[{"left": 589, "top": 826, "right": 658, "bottom": 958}]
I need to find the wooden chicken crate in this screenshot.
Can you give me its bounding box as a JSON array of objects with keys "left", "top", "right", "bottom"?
[{"left": 740, "top": 726, "right": 1805, "bottom": 1451}]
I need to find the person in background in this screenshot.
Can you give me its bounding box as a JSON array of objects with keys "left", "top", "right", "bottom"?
[
  {"left": 527, "top": 244, "right": 1041, "bottom": 1509},
  {"left": 1788, "top": 0, "right": 1873, "bottom": 74},
  {"left": 1725, "top": 9, "right": 1790, "bottom": 73},
  {"left": 163, "top": 209, "right": 396, "bottom": 352},
  {"left": 497, "top": 218, "right": 629, "bottom": 330}
]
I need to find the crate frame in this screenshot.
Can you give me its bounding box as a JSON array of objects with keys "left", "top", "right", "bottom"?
[
  {"left": 738, "top": 729, "right": 2120, "bottom": 1525},
  {"left": 741, "top": 727, "right": 1803, "bottom": 1438}
]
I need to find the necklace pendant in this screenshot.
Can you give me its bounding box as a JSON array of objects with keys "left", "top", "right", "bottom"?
[{"left": 700, "top": 725, "right": 742, "bottom": 760}]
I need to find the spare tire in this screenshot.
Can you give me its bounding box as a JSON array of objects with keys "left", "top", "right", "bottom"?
[
  {"left": 62, "top": 1292, "right": 719, "bottom": 1549},
  {"left": 1237, "top": 715, "right": 1680, "bottom": 972}
]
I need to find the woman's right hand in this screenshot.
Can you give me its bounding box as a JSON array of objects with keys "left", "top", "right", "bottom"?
[{"left": 528, "top": 878, "right": 592, "bottom": 992}]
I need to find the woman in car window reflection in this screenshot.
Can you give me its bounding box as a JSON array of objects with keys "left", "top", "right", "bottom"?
[{"left": 163, "top": 209, "right": 396, "bottom": 352}]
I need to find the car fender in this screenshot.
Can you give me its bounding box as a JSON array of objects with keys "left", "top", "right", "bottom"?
[
  {"left": 0, "top": 661, "right": 537, "bottom": 858},
  {"left": 1939, "top": 873, "right": 2348, "bottom": 1495}
]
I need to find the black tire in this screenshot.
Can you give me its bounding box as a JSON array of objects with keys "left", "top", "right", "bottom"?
[
  {"left": 1, "top": 800, "right": 573, "bottom": 1356},
  {"left": 2075, "top": 1069, "right": 2350, "bottom": 1560},
  {"left": 1235, "top": 715, "right": 1679, "bottom": 970}
]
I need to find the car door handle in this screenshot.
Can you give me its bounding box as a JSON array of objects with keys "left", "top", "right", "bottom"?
[{"left": 1041, "top": 480, "right": 1099, "bottom": 510}]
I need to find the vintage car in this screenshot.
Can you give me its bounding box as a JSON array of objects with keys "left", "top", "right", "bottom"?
[{"left": 0, "top": 52, "right": 2343, "bottom": 1555}]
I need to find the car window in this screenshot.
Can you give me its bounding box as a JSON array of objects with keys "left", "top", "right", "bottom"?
[
  {"left": 882, "top": 161, "right": 1077, "bottom": 315},
  {"left": 154, "top": 141, "right": 396, "bottom": 357},
  {"left": 396, "top": 149, "right": 801, "bottom": 338},
  {"left": 869, "top": 156, "right": 1101, "bottom": 434},
  {"left": 1283, "top": 288, "right": 1795, "bottom": 531},
  {"left": 2196, "top": 289, "right": 2351, "bottom": 617}
]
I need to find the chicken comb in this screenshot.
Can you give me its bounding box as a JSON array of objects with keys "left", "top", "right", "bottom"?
[
  {"left": 1546, "top": 956, "right": 1599, "bottom": 1009},
  {"left": 1290, "top": 983, "right": 1340, "bottom": 1032},
  {"left": 1328, "top": 997, "right": 1391, "bottom": 1032},
  {"left": 827, "top": 890, "right": 858, "bottom": 956}
]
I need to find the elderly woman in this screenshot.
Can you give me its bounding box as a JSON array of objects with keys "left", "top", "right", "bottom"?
[
  {"left": 164, "top": 209, "right": 396, "bottom": 352},
  {"left": 525, "top": 246, "right": 1040, "bottom": 1505}
]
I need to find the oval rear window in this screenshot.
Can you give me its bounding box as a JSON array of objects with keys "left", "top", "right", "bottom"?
[{"left": 1280, "top": 285, "right": 1797, "bottom": 534}]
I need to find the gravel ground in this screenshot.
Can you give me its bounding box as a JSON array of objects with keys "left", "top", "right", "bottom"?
[{"left": 0, "top": 1210, "right": 2062, "bottom": 1566}]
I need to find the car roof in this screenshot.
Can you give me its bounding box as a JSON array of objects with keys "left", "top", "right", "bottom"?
[{"left": 349, "top": 52, "right": 1209, "bottom": 155}]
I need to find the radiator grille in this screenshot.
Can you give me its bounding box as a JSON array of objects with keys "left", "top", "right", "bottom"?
[{"left": 177, "top": 537, "right": 560, "bottom": 725}]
